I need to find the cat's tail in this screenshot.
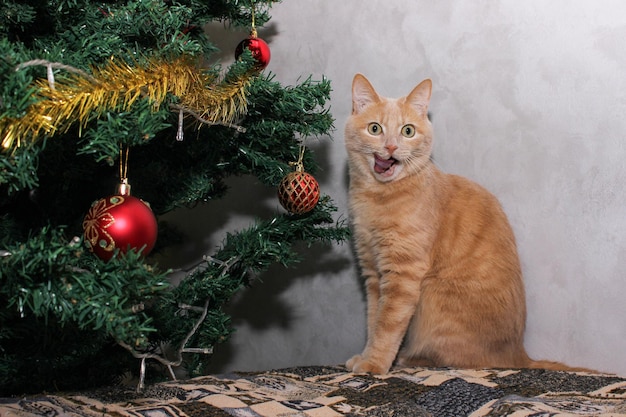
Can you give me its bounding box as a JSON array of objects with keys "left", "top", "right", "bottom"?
[{"left": 526, "top": 358, "right": 598, "bottom": 373}]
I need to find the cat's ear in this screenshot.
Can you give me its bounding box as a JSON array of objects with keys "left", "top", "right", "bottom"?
[
  {"left": 352, "top": 74, "right": 381, "bottom": 114},
  {"left": 406, "top": 79, "right": 432, "bottom": 115}
]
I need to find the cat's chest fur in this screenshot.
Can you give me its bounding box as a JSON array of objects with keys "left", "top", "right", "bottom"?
[{"left": 348, "top": 167, "right": 443, "bottom": 254}]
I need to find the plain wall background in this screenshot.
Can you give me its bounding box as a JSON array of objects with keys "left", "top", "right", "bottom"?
[{"left": 161, "top": 1, "right": 626, "bottom": 376}]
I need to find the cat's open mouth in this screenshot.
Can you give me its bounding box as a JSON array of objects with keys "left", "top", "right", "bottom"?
[{"left": 374, "top": 154, "right": 398, "bottom": 176}]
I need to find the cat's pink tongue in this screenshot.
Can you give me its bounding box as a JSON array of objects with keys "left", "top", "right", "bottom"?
[{"left": 374, "top": 155, "right": 395, "bottom": 173}]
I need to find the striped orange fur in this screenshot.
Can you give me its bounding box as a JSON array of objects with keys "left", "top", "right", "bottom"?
[{"left": 344, "top": 74, "right": 587, "bottom": 374}]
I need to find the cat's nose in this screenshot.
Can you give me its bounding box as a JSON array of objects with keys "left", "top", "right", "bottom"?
[{"left": 385, "top": 144, "right": 398, "bottom": 154}]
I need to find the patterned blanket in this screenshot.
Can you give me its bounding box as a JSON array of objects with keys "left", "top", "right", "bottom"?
[{"left": 2, "top": 366, "right": 626, "bottom": 416}]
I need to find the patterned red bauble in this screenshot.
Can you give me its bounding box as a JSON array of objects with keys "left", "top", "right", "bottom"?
[
  {"left": 277, "top": 171, "right": 320, "bottom": 215},
  {"left": 83, "top": 188, "right": 158, "bottom": 261},
  {"left": 235, "top": 34, "right": 271, "bottom": 70}
]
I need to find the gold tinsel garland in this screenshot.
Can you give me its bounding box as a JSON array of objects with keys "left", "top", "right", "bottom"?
[{"left": 1, "top": 56, "right": 253, "bottom": 152}]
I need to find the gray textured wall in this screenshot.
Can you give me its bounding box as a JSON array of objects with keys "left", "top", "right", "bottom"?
[{"left": 161, "top": 1, "right": 626, "bottom": 376}]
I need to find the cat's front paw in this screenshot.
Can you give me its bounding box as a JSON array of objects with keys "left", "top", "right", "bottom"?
[
  {"left": 345, "top": 354, "right": 362, "bottom": 370},
  {"left": 346, "top": 355, "right": 390, "bottom": 374}
]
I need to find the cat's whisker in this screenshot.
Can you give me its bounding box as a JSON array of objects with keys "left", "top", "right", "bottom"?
[{"left": 403, "top": 153, "right": 429, "bottom": 175}]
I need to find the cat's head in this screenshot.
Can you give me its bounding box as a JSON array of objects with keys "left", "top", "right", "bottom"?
[{"left": 345, "top": 74, "right": 433, "bottom": 183}]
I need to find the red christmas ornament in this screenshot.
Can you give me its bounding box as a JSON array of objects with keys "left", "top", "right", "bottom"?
[
  {"left": 83, "top": 181, "right": 158, "bottom": 261},
  {"left": 277, "top": 170, "right": 320, "bottom": 215},
  {"left": 235, "top": 31, "right": 271, "bottom": 70}
]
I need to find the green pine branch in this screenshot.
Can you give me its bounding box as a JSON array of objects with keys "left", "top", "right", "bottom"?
[
  {"left": 151, "top": 197, "right": 349, "bottom": 375},
  {"left": 0, "top": 0, "right": 350, "bottom": 395},
  {"left": 0, "top": 227, "right": 170, "bottom": 345}
]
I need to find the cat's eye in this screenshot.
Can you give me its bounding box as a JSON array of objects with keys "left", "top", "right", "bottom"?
[
  {"left": 367, "top": 122, "right": 383, "bottom": 135},
  {"left": 401, "top": 124, "right": 416, "bottom": 138}
]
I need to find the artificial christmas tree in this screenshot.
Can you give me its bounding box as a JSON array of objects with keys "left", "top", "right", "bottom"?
[{"left": 0, "top": 0, "right": 348, "bottom": 394}]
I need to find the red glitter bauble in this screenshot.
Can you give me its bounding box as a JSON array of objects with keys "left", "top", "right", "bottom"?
[
  {"left": 83, "top": 194, "right": 158, "bottom": 261},
  {"left": 277, "top": 171, "right": 320, "bottom": 215},
  {"left": 235, "top": 35, "right": 271, "bottom": 69}
]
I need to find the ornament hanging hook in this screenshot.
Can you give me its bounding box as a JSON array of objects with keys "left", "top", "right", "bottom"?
[
  {"left": 296, "top": 143, "right": 306, "bottom": 172},
  {"left": 250, "top": 1, "right": 257, "bottom": 37},
  {"left": 289, "top": 138, "right": 307, "bottom": 173},
  {"left": 118, "top": 145, "right": 131, "bottom": 195}
]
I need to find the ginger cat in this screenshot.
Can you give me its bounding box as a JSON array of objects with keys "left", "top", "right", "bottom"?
[{"left": 344, "top": 74, "right": 583, "bottom": 375}]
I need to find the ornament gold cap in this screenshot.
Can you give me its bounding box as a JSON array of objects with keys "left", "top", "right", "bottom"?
[{"left": 117, "top": 178, "right": 131, "bottom": 196}]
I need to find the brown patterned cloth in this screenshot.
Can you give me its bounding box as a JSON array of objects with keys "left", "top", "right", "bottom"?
[{"left": 2, "top": 366, "right": 626, "bottom": 416}]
